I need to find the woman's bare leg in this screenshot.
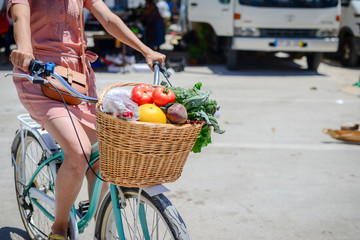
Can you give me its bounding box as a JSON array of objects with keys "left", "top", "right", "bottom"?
[
  {"left": 44, "top": 116, "right": 92, "bottom": 237},
  {"left": 81, "top": 123, "right": 110, "bottom": 217}
]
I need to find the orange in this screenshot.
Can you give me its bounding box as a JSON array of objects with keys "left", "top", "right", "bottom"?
[{"left": 139, "top": 104, "right": 167, "bottom": 124}]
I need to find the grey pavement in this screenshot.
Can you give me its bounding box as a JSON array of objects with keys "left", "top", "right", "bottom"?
[{"left": 0, "top": 56, "right": 360, "bottom": 240}]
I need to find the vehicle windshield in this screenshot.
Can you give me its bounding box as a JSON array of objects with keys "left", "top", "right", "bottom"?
[{"left": 239, "top": 0, "right": 338, "bottom": 8}]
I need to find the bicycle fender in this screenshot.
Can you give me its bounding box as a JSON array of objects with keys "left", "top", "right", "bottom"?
[
  {"left": 11, "top": 127, "right": 59, "bottom": 161},
  {"left": 142, "top": 184, "right": 170, "bottom": 197}
]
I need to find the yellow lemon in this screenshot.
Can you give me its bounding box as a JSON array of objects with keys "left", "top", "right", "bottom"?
[{"left": 139, "top": 104, "right": 167, "bottom": 124}]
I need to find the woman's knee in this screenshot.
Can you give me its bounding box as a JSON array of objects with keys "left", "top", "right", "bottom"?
[
  {"left": 43, "top": 117, "right": 94, "bottom": 174},
  {"left": 63, "top": 145, "right": 92, "bottom": 174}
]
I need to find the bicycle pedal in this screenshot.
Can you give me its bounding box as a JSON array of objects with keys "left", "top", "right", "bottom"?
[{"left": 77, "top": 200, "right": 90, "bottom": 216}]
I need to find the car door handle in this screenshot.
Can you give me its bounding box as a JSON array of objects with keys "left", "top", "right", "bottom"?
[{"left": 191, "top": 2, "right": 198, "bottom": 7}]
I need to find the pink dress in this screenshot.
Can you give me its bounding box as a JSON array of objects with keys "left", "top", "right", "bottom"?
[{"left": 7, "top": 0, "right": 100, "bottom": 130}]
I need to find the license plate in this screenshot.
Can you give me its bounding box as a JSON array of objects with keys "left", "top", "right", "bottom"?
[{"left": 272, "top": 40, "right": 307, "bottom": 48}]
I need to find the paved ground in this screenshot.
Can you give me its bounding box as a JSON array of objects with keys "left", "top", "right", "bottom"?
[{"left": 0, "top": 55, "right": 360, "bottom": 240}]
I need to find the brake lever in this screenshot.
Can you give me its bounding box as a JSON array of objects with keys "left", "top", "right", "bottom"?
[
  {"left": 4, "top": 72, "right": 48, "bottom": 84},
  {"left": 159, "top": 65, "right": 171, "bottom": 78},
  {"left": 153, "top": 62, "right": 172, "bottom": 86}
]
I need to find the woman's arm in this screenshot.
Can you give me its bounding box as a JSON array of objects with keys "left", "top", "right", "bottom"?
[
  {"left": 89, "top": 1, "right": 165, "bottom": 70},
  {"left": 9, "top": 3, "right": 34, "bottom": 72}
]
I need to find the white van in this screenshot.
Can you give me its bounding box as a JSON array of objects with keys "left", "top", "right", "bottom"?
[
  {"left": 338, "top": 0, "right": 360, "bottom": 66},
  {"left": 183, "top": 0, "right": 341, "bottom": 70}
]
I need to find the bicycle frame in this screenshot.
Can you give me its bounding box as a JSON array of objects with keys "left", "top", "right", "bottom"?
[
  {"left": 12, "top": 113, "right": 170, "bottom": 239},
  {"left": 8, "top": 62, "right": 173, "bottom": 240}
]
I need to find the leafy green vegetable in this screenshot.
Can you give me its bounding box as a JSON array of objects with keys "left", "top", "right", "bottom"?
[
  {"left": 163, "top": 81, "right": 225, "bottom": 152},
  {"left": 167, "top": 82, "right": 205, "bottom": 105},
  {"left": 192, "top": 124, "right": 212, "bottom": 153},
  {"left": 205, "top": 99, "right": 218, "bottom": 115}
]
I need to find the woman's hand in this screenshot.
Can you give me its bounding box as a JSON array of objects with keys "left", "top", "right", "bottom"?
[
  {"left": 9, "top": 50, "right": 34, "bottom": 72},
  {"left": 144, "top": 49, "right": 166, "bottom": 71}
]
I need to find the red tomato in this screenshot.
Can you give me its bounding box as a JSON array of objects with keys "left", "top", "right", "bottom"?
[
  {"left": 131, "top": 84, "right": 154, "bottom": 105},
  {"left": 152, "top": 86, "right": 176, "bottom": 107}
]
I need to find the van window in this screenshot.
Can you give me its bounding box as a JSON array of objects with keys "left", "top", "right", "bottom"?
[
  {"left": 220, "top": 0, "right": 231, "bottom": 3},
  {"left": 239, "top": 0, "right": 338, "bottom": 8}
]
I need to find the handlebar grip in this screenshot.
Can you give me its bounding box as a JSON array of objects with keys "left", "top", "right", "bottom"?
[
  {"left": 153, "top": 61, "right": 161, "bottom": 69},
  {"left": 153, "top": 62, "right": 169, "bottom": 75},
  {"left": 32, "top": 76, "right": 46, "bottom": 84},
  {"left": 29, "top": 60, "right": 45, "bottom": 76},
  {"left": 152, "top": 61, "right": 172, "bottom": 86}
]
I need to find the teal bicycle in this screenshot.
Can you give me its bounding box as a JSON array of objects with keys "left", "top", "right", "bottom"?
[{"left": 6, "top": 61, "right": 191, "bottom": 240}]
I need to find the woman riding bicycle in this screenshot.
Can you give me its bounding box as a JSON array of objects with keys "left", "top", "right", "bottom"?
[{"left": 7, "top": 0, "right": 165, "bottom": 239}]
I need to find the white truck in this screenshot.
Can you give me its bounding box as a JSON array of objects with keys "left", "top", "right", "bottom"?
[
  {"left": 338, "top": 0, "right": 360, "bottom": 66},
  {"left": 181, "top": 0, "right": 341, "bottom": 70}
]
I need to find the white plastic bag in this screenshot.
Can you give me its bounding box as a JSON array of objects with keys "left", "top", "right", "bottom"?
[{"left": 101, "top": 87, "right": 139, "bottom": 121}]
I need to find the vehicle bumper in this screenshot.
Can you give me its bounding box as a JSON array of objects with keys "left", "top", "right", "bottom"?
[{"left": 231, "top": 37, "right": 339, "bottom": 52}]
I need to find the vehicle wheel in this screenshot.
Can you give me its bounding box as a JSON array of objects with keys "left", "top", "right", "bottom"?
[
  {"left": 307, "top": 52, "right": 323, "bottom": 71},
  {"left": 95, "top": 187, "right": 191, "bottom": 240},
  {"left": 339, "top": 36, "right": 359, "bottom": 66},
  {"left": 13, "top": 131, "right": 56, "bottom": 240},
  {"left": 227, "top": 50, "right": 239, "bottom": 70},
  {"left": 225, "top": 38, "right": 238, "bottom": 70}
]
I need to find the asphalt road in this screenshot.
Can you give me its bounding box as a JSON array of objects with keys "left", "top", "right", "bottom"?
[{"left": 0, "top": 56, "right": 360, "bottom": 240}]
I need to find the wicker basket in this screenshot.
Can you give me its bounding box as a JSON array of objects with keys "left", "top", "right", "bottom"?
[{"left": 96, "top": 83, "right": 203, "bottom": 187}]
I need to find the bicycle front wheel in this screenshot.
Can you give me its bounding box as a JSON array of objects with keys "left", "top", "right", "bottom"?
[
  {"left": 13, "top": 131, "right": 56, "bottom": 240},
  {"left": 95, "top": 187, "right": 191, "bottom": 240}
]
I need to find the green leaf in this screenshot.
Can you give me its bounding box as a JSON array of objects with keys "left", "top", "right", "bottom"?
[
  {"left": 183, "top": 91, "right": 210, "bottom": 110},
  {"left": 168, "top": 82, "right": 225, "bottom": 152},
  {"left": 192, "top": 124, "right": 212, "bottom": 153},
  {"left": 194, "top": 82, "right": 202, "bottom": 90},
  {"left": 208, "top": 116, "right": 225, "bottom": 134}
]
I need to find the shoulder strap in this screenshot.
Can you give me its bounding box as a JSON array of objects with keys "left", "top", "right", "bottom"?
[{"left": 76, "top": 0, "right": 86, "bottom": 75}]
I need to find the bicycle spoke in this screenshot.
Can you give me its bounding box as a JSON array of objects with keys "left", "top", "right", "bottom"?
[
  {"left": 97, "top": 189, "right": 187, "bottom": 240},
  {"left": 149, "top": 213, "right": 160, "bottom": 239},
  {"left": 26, "top": 146, "right": 38, "bottom": 165},
  {"left": 121, "top": 201, "right": 136, "bottom": 237},
  {"left": 14, "top": 134, "right": 55, "bottom": 240},
  {"left": 129, "top": 198, "right": 142, "bottom": 239}
]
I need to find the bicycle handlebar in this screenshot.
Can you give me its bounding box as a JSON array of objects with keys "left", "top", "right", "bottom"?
[
  {"left": 4, "top": 60, "right": 171, "bottom": 104},
  {"left": 4, "top": 72, "right": 47, "bottom": 84},
  {"left": 153, "top": 62, "right": 171, "bottom": 86}
]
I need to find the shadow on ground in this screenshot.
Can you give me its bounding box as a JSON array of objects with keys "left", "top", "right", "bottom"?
[
  {"left": 322, "top": 57, "right": 360, "bottom": 70},
  {"left": 185, "top": 53, "right": 329, "bottom": 77},
  {"left": 0, "top": 227, "right": 30, "bottom": 240}
]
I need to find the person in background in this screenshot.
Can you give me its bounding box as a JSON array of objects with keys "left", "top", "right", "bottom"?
[
  {"left": 166, "top": 0, "right": 174, "bottom": 23},
  {"left": 156, "top": 0, "right": 171, "bottom": 33},
  {"left": 140, "top": 0, "right": 165, "bottom": 50},
  {"left": 7, "top": 0, "right": 165, "bottom": 239},
  {"left": 172, "top": 0, "right": 180, "bottom": 23}
]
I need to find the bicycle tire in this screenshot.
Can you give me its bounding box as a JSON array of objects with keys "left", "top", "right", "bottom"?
[
  {"left": 13, "top": 131, "right": 56, "bottom": 240},
  {"left": 95, "top": 187, "right": 191, "bottom": 240}
]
